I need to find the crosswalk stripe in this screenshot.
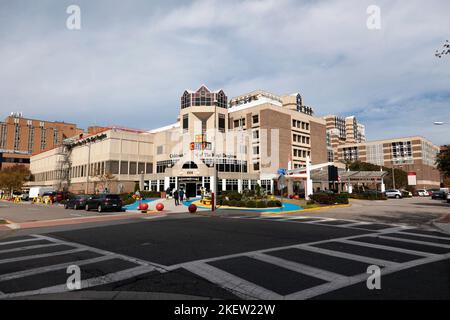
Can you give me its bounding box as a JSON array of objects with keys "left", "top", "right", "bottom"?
[
  {"left": 399, "top": 231, "right": 450, "bottom": 241},
  {"left": 378, "top": 235, "right": 450, "bottom": 249},
  {"left": 248, "top": 253, "right": 345, "bottom": 282},
  {"left": 339, "top": 239, "right": 433, "bottom": 257},
  {"left": 183, "top": 262, "right": 282, "bottom": 300},
  {"left": 0, "top": 255, "right": 117, "bottom": 282},
  {"left": 0, "top": 238, "right": 40, "bottom": 246},
  {"left": 0, "top": 243, "right": 61, "bottom": 255},
  {"left": 295, "top": 244, "right": 398, "bottom": 267},
  {"left": 0, "top": 248, "right": 85, "bottom": 265},
  {"left": 0, "top": 265, "right": 156, "bottom": 299}
]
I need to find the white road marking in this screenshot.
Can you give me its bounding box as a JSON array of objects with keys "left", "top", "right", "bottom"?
[
  {"left": 0, "top": 238, "right": 40, "bottom": 246},
  {"left": 0, "top": 255, "right": 116, "bottom": 282},
  {"left": 294, "top": 244, "right": 398, "bottom": 267},
  {"left": 338, "top": 239, "right": 432, "bottom": 257},
  {"left": 248, "top": 252, "right": 345, "bottom": 282},
  {"left": 377, "top": 235, "right": 450, "bottom": 249},
  {"left": 0, "top": 248, "right": 85, "bottom": 265},
  {"left": 183, "top": 262, "right": 282, "bottom": 300},
  {"left": 32, "top": 234, "right": 168, "bottom": 272},
  {"left": 398, "top": 231, "right": 450, "bottom": 241},
  {"left": 0, "top": 243, "right": 60, "bottom": 255},
  {"left": 0, "top": 265, "right": 157, "bottom": 299},
  {"left": 285, "top": 252, "right": 450, "bottom": 300}
]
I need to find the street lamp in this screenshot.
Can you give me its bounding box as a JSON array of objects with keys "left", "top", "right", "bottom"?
[{"left": 434, "top": 121, "right": 449, "bottom": 125}]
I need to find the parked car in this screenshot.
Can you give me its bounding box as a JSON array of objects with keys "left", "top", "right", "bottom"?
[
  {"left": 447, "top": 193, "right": 450, "bottom": 204},
  {"left": 428, "top": 188, "right": 440, "bottom": 196},
  {"left": 42, "top": 191, "right": 57, "bottom": 203},
  {"left": 431, "top": 190, "right": 447, "bottom": 200},
  {"left": 400, "top": 189, "right": 413, "bottom": 197},
  {"left": 12, "top": 191, "right": 29, "bottom": 201},
  {"left": 385, "top": 189, "right": 403, "bottom": 199},
  {"left": 85, "top": 194, "right": 123, "bottom": 213},
  {"left": 64, "top": 195, "right": 91, "bottom": 210},
  {"left": 416, "top": 189, "right": 429, "bottom": 197}
]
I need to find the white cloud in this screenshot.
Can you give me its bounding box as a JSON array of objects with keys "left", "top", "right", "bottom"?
[{"left": 0, "top": 0, "right": 449, "bottom": 145}]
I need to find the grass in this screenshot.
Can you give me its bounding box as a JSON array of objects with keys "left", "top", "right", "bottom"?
[{"left": 0, "top": 219, "right": 8, "bottom": 225}]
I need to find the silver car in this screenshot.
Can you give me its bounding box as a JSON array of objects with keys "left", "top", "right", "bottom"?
[{"left": 385, "top": 189, "right": 403, "bottom": 199}]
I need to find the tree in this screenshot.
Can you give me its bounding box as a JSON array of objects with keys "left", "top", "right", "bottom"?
[
  {"left": 0, "top": 165, "right": 31, "bottom": 196},
  {"left": 95, "top": 173, "right": 116, "bottom": 193},
  {"left": 348, "top": 160, "right": 407, "bottom": 189},
  {"left": 436, "top": 145, "right": 450, "bottom": 178}
]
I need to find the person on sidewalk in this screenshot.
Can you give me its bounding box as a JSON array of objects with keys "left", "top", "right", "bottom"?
[
  {"left": 179, "top": 188, "right": 185, "bottom": 204},
  {"left": 173, "top": 189, "right": 179, "bottom": 206}
]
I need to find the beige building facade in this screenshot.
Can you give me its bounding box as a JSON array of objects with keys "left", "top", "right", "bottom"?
[{"left": 29, "top": 86, "right": 328, "bottom": 196}]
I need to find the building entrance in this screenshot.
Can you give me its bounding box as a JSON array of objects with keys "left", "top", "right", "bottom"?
[{"left": 178, "top": 177, "right": 202, "bottom": 198}]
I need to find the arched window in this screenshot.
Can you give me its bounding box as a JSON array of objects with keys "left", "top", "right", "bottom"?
[{"left": 182, "top": 161, "right": 198, "bottom": 169}]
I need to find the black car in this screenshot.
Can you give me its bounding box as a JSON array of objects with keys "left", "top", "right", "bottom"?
[
  {"left": 64, "top": 195, "right": 90, "bottom": 210},
  {"left": 85, "top": 194, "right": 123, "bottom": 213},
  {"left": 431, "top": 190, "right": 447, "bottom": 200}
]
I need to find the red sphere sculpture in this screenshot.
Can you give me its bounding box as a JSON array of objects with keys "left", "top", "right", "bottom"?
[
  {"left": 155, "top": 203, "right": 164, "bottom": 211},
  {"left": 138, "top": 203, "right": 149, "bottom": 211},
  {"left": 188, "top": 204, "right": 197, "bottom": 213},
  {"left": 294, "top": 195, "right": 300, "bottom": 200},
  {"left": 289, "top": 195, "right": 294, "bottom": 199}
]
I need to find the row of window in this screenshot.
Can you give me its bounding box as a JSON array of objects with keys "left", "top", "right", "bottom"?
[
  {"left": 293, "top": 134, "right": 310, "bottom": 145},
  {"left": 293, "top": 148, "right": 311, "bottom": 158},
  {"left": 292, "top": 120, "right": 310, "bottom": 131}
]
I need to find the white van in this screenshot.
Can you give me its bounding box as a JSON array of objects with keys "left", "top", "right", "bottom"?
[{"left": 29, "top": 187, "right": 55, "bottom": 199}]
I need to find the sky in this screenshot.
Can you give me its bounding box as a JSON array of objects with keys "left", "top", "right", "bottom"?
[{"left": 0, "top": 0, "right": 449, "bottom": 145}]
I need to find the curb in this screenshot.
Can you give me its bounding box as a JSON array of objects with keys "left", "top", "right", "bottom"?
[{"left": 432, "top": 222, "right": 450, "bottom": 235}]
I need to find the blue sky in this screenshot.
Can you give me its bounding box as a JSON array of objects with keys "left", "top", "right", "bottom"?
[{"left": 0, "top": 0, "right": 449, "bottom": 145}]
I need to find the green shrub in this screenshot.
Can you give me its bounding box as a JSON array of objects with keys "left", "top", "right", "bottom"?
[
  {"left": 140, "top": 191, "right": 161, "bottom": 198},
  {"left": 229, "top": 199, "right": 239, "bottom": 207},
  {"left": 235, "top": 200, "right": 246, "bottom": 207},
  {"left": 221, "top": 200, "right": 230, "bottom": 206},
  {"left": 267, "top": 200, "right": 282, "bottom": 207},
  {"left": 246, "top": 200, "right": 257, "bottom": 208},
  {"left": 223, "top": 191, "right": 243, "bottom": 201},
  {"left": 335, "top": 193, "right": 349, "bottom": 204},
  {"left": 256, "top": 201, "right": 268, "bottom": 208},
  {"left": 310, "top": 193, "right": 336, "bottom": 205}
]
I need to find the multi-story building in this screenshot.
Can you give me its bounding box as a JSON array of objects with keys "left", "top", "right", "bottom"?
[
  {"left": 337, "top": 137, "right": 440, "bottom": 188},
  {"left": 0, "top": 113, "right": 83, "bottom": 170},
  {"left": 29, "top": 86, "right": 328, "bottom": 196},
  {"left": 323, "top": 115, "right": 366, "bottom": 163}
]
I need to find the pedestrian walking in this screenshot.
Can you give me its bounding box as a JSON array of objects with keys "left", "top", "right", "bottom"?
[
  {"left": 173, "top": 189, "right": 179, "bottom": 206},
  {"left": 179, "top": 188, "right": 185, "bottom": 203}
]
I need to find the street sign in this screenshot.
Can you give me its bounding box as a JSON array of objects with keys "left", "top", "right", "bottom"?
[
  {"left": 277, "top": 168, "right": 287, "bottom": 175},
  {"left": 278, "top": 174, "right": 286, "bottom": 190}
]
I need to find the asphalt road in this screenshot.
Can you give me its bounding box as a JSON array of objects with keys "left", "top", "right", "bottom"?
[{"left": 0, "top": 212, "right": 449, "bottom": 300}]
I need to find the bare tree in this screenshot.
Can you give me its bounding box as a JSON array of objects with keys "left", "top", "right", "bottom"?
[
  {"left": 435, "top": 40, "right": 450, "bottom": 58},
  {"left": 95, "top": 173, "right": 117, "bottom": 193}
]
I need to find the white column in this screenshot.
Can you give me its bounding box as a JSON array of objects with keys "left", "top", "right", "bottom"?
[
  {"left": 238, "top": 179, "right": 243, "bottom": 193},
  {"left": 164, "top": 176, "right": 170, "bottom": 191},
  {"left": 306, "top": 156, "right": 313, "bottom": 200},
  {"left": 210, "top": 175, "right": 215, "bottom": 194},
  {"left": 175, "top": 176, "right": 178, "bottom": 189},
  {"left": 156, "top": 179, "right": 161, "bottom": 192},
  {"left": 348, "top": 183, "right": 353, "bottom": 194},
  {"left": 222, "top": 179, "right": 226, "bottom": 191},
  {"left": 270, "top": 179, "right": 274, "bottom": 194},
  {"left": 202, "top": 176, "right": 205, "bottom": 188}
]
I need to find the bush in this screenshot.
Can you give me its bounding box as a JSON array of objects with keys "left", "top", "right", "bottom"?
[
  {"left": 335, "top": 193, "right": 349, "bottom": 204},
  {"left": 221, "top": 200, "right": 230, "bottom": 206},
  {"left": 140, "top": 191, "right": 161, "bottom": 198},
  {"left": 246, "top": 200, "right": 257, "bottom": 208},
  {"left": 120, "top": 193, "right": 135, "bottom": 205},
  {"left": 229, "top": 199, "right": 239, "bottom": 207},
  {"left": 310, "top": 193, "right": 336, "bottom": 205},
  {"left": 267, "top": 200, "right": 282, "bottom": 207},
  {"left": 235, "top": 200, "right": 246, "bottom": 207},
  {"left": 256, "top": 201, "right": 268, "bottom": 208},
  {"left": 223, "top": 191, "right": 243, "bottom": 201}
]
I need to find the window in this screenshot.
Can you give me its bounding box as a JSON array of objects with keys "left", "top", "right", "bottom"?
[
  {"left": 182, "top": 161, "right": 198, "bottom": 169},
  {"left": 253, "top": 146, "right": 259, "bottom": 155},
  {"left": 183, "top": 114, "right": 189, "bottom": 131},
  {"left": 40, "top": 128, "right": 46, "bottom": 150},
  {"left": 129, "top": 162, "right": 137, "bottom": 175},
  {"left": 157, "top": 145, "right": 164, "bottom": 155},
  {"left": 252, "top": 115, "right": 259, "bottom": 124},
  {"left": 146, "top": 163, "right": 153, "bottom": 174},
  {"left": 13, "top": 124, "right": 21, "bottom": 150},
  {"left": 253, "top": 130, "right": 259, "bottom": 139},
  {"left": 120, "top": 161, "right": 129, "bottom": 174},
  {"left": 218, "top": 114, "right": 225, "bottom": 133},
  {"left": 253, "top": 162, "right": 260, "bottom": 171}
]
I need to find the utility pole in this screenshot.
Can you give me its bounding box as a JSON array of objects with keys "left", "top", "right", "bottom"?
[{"left": 392, "top": 166, "right": 395, "bottom": 189}]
